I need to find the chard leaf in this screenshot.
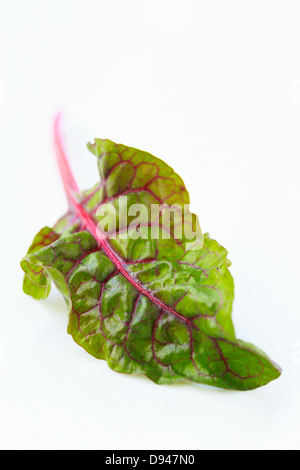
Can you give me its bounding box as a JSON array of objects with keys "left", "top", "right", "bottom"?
[{"left": 20, "top": 119, "right": 281, "bottom": 390}]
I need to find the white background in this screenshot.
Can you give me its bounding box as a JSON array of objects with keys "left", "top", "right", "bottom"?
[{"left": 0, "top": 0, "right": 299, "bottom": 450}]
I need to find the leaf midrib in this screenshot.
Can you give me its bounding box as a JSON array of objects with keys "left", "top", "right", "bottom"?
[
  {"left": 75, "top": 194, "right": 193, "bottom": 326},
  {"left": 54, "top": 121, "right": 194, "bottom": 327}
]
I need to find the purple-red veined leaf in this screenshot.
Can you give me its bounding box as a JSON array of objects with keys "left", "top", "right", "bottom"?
[{"left": 20, "top": 118, "right": 281, "bottom": 390}]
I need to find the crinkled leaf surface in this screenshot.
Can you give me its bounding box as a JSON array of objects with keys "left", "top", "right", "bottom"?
[
  {"left": 21, "top": 134, "right": 281, "bottom": 390},
  {"left": 22, "top": 211, "right": 81, "bottom": 299}
]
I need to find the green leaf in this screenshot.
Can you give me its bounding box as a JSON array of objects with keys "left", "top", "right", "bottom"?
[{"left": 21, "top": 136, "right": 281, "bottom": 390}]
